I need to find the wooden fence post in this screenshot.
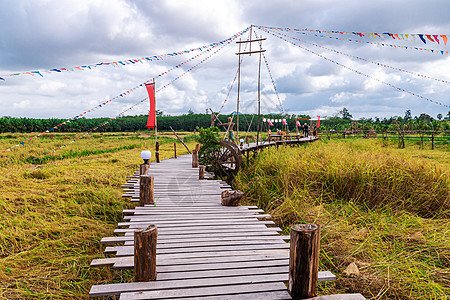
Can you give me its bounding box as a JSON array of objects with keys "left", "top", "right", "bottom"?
[
  {"left": 155, "top": 141, "right": 160, "bottom": 163},
  {"left": 140, "top": 175, "right": 154, "bottom": 206},
  {"left": 289, "top": 224, "right": 320, "bottom": 299},
  {"left": 192, "top": 144, "right": 199, "bottom": 168},
  {"left": 431, "top": 132, "right": 434, "bottom": 150},
  {"left": 134, "top": 225, "right": 157, "bottom": 282},
  {"left": 199, "top": 166, "right": 206, "bottom": 180},
  {"left": 174, "top": 142, "right": 177, "bottom": 158},
  {"left": 139, "top": 163, "right": 149, "bottom": 176}
]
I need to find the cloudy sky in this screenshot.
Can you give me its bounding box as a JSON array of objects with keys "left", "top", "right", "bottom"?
[{"left": 1, "top": 0, "right": 449, "bottom": 121}]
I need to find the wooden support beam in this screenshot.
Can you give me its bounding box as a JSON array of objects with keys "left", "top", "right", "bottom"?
[
  {"left": 289, "top": 224, "right": 320, "bottom": 299},
  {"left": 174, "top": 142, "right": 177, "bottom": 158},
  {"left": 139, "top": 175, "right": 154, "bottom": 206},
  {"left": 134, "top": 225, "right": 157, "bottom": 282}
]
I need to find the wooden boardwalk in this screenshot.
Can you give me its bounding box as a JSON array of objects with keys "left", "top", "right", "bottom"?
[{"left": 89, "top": 154, "right": 365, "bottom": 299}]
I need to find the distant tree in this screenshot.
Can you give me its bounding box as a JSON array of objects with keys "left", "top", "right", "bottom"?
[
  {"left": 404, "top": 109, "right": 412, "bottom": 121},
  {"left": 445, "top": 110, "right": 450, "bottom": 121},
  {"left": 188, "top": 109, "right": 194, "bottom": 115},
  {"left": 156, "top": 110, "right": 163, "bottom": 117},
  {"left": 437, "top": 113, "right": 443, "bottom": 121},
  {"left": 339, "top": 107, "right": 353, "bottom": 120},
  {"left": 418, "top": 113, "right": 432, "bottom": 121}
]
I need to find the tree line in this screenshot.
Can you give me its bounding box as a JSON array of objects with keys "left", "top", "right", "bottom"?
[{"left": 0, "top": 108, "right": 449, "bottom": 133}]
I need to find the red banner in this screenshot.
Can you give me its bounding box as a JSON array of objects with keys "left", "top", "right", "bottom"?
[
  {"left": 145, "top": 83, "right": 156, "bottom": 129},
  {"left": 317, "top": 116, "right": 320, "bottom": 128}
]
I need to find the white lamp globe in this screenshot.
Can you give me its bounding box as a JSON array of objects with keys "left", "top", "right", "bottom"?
[
  {"left": 240, "top": 139, "right": 244, "bottom": 143},
  {"left": 263, "top": 118, "right": 267, "bottom": 122},
  {"left": 140, "top": 150, "right": 152, "bottom": 164}
]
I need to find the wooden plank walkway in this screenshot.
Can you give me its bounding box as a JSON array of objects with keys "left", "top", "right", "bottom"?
[{"left": 89, "top": 154, "right": 365, "bottom": 299}]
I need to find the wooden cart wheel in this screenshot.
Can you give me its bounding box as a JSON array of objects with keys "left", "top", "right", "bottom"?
[{"left": 211, "top": 140, "right": 242, "bottom": 177}]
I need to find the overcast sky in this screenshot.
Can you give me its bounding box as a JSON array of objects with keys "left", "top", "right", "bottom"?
[{"left": 1, "top": 0, "right": 449, "bottom": 121}]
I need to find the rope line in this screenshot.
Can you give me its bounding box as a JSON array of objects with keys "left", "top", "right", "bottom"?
[{"left": 259, "top": 27, "right": 449, "bottom": 109}]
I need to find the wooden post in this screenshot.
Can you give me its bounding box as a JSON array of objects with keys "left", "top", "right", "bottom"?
[
  {"left": 431, "top": 132, "right": 434, "bottom": 150},
  {"left": 192, "top": 144, "right": 199, "bottom": 168},
  {"left": 139, "top": 175, "right": 154, "bottom": 206},
  {"left": 174, "top": 142, "right": 177, "bottom": 158},
  {"left": 139, "top": 163, "right": 149, "bottom": 176},
  {"left": 134, "top": 225, "right": 157, "bottom": 282},
  {"left": 199, "top": 165, "right": 206, "bottom": 180},
  {"left": 289, "top": 224, "right": 320, "bottom": 299},
  {"left": 155, "top": 141, "right": 160, "bottom": 163}
]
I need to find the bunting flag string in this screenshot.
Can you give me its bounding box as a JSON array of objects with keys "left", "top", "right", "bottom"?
[
  {"left": 258, "top": 25, "right": 449, "bottom": 56},
  {"left": 253, "top": 31, "right": 287, "bottom": 116},
  {"left": 259, "top": 27, "right": 449, "bottom": 109},
  {"left": 0, "top": 35, "right": 245, "bottom": 81},
  {"left": 2, "top": 27, "right": 250, "bottom": 154},
  {"left": 264, "top": 27, "right": 450, "bottom": 84},
  {"left": 258, "top": 25, "right": 449, "bottom": 46}
]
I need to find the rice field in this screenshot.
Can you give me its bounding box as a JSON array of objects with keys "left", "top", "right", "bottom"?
[
  {"left": 0, "top": 132, "right": 197, "bottom": 299},
  {"left": 236, "top": 138, "right": 449, "bottom": 299}
]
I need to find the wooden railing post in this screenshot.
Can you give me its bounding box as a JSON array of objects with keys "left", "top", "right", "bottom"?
[
  {"left": 139, "top": 163, "right": 149, "bottom": 176},
  {"left": 139, "top": 175, "right": 154, "bottom": 206},
  {"left": 174, "top": 142, "right": 177, "bottom": 158},
  {"left": 199, "top": 166, "right": 206, "bottom": 180},
  {"left": 289, "top": 224, "right": 320, "bottom": 299},
  {"left": 192, "top": 144, "right": 199, "bottom": 168},
  {"left": 134, "top": 225, "right": 157, "bottom": 282},
  {"left": 155, "top": 141, "right": 160, "bottom": 163}
]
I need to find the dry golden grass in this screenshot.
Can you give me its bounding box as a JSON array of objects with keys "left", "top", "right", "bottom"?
[
  {"left": 0, "top": 132, "right": 197, "bottom": 299},
  {"left": 236, "top": 138, "right": 449, "bottom": 300}
]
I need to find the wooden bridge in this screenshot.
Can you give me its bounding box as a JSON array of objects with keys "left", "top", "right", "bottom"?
[{"left": 89, "top": 153, "right": 365, "bottom": 299}]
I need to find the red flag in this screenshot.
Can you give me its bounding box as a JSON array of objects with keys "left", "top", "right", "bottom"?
[
  {"left": 317, "top": 116, "right": 320, "bottom": 128},
  {"left": 145, "top": 83, "right": 156, "bottom": 129}
]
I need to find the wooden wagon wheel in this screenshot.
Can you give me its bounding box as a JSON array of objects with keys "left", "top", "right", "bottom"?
[{"left": 210, "top": 140, "right": 242, "bottom": 177}]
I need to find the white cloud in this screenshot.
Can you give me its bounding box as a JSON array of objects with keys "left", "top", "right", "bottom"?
[{"left": 0, "top": 0, "right": 449, "bottom": 121}]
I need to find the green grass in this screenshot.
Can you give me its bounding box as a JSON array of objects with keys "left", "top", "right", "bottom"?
[
  {"left": 236, "top": 138, "right": 449, "bottom": 299},
  {"left": 0, "top": 132, "right": 198, "bottom": 299}
]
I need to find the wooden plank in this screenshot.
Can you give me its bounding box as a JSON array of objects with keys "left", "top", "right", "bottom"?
[
  {"left": 114, "top": 249, "right": 289, "bottom": 260},
  {"left": 89, "top": 274, "right": 287, "bottom": 297},
  {"left": 305, "top": 294, "right": 366, "bottom": 300},
  {"left": 169, "top": 290, "right": 292, "bottom": 299},
  {"left": 118, "top": 282, "right": 290, "bottom": 299},
  {"left": 123, "top": 214, "right": 271, "bottom": 221},
  {"left": 101, "top": 235, "right": 289, "bottom": 244},
  {"left": 92, "top": 254, "right": 290, "bottom": 268},
  {"left": 106, "top": 243, "right": 290, "bottom": 256},
  {"left": 121, "top": 239, "right": 287, "bottom": 248},
  {"left": 114, "top": 225, "right": 283, "bottom": 234},
  {"left": 117, "top": 219, "right": 276, "bottom": 228},
  {"left": 118, "top": 220, "right": 277, "bottom": 229}
]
